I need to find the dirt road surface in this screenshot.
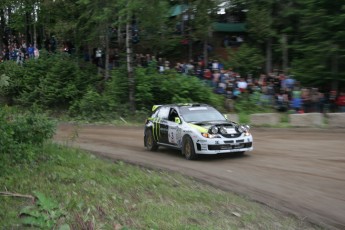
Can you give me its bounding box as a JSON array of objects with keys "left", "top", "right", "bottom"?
[{"left": 55, "top": 124, "right": 345, "bottom": 230}]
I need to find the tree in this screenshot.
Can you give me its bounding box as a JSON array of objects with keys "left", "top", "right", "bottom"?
[
  {"left": 225, "top": 43, "right": 264, "bottom": 77},
  {"left": 242, "top": 0, "right": 275, "bottom": 74},
  {"left": 291, "top": 0, "right": 345, "bottom": 91},
  {"left": 190, "top": 0, "right": 218, "bottom": 66}
]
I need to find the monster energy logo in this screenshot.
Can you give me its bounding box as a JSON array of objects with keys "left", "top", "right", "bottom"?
[{"left": 153, "top": 118, "right": 161, "bottom": 141}]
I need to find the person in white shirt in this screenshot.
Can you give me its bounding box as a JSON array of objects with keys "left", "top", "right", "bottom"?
[{"left": 237, "top": 78, "right": 248, "bottom": 93}]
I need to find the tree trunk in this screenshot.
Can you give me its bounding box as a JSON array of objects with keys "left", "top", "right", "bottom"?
[
  {"left": 25, "top": 11, "right": 31, "bottom": 44},
  {"left": 203, "top": 39, "right": 208, "bottom": 69},
  {"left": 104, "top": 27, "right": 110, "bottom": 80},
  {"left": 331, "top": 46, "right": 339, "bottom": 92},
  {"left": 117, "top": 16, "right": 123, "bottom": 47},
  {"left": 0, "top": 9, "right": 5, "bottom": 51},
  {"left": 33, "top": 18, "right": 37, "bottom": 48},
  {"left": 188, "top": 39, "right": 193, "bottom": 61},
  {"left": 281, "top": 34, "right": 288, "bottom": 75},
  {"left": 126, "top": 20, "right": 136, "bottom": 112},
  {"left": 265, "top": 37, "right": 272, "bottom": 74}
]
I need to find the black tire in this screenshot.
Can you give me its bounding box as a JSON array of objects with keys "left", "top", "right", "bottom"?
[
  {"left": 145, "top": 129, "right": 158, "bottom": 151},
  {"left": 182, "top": 136, "right": 197, "bottom": 160}
]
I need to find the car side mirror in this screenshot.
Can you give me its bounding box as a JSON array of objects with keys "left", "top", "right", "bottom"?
[
  {"left": 175, "top": 117, "right": 181, "bottom": 124},
  {"left": 224, "top": 114, "right": 228, "bottom": 120}
]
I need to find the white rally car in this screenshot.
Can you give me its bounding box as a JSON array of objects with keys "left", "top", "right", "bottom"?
[{"left": 144, "top": 103, "right": 253, "bottom": 160}]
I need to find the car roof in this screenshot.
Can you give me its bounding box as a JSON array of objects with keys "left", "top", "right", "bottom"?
[{"left": 151, "top": 103, "right": 212, "bottom": 112}]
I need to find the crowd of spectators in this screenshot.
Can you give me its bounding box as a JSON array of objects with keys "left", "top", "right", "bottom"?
[
  {"left": 0, "top": 35, "right": 41, "bottom": 65},
  {"left": 132, "top": 54, "right": 345, "bottom": 113},
  {"left": 2, "top": 36, "right": 345, "bottom": 113},
  {"left": 0, "top": 34, "right": 60, "bottom": 65}
]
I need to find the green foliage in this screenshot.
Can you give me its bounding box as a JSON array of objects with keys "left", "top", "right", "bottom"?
[
  {"left": 0, "top": 74, "right": 9, "bottom": 89},
  {"left": 0, "top": 51, "right": 99, "bottom": 109},
  {"left": 68, "top": 87, "right": 119, "bottom": 120},
  {"left": 0, "top": 60, "right": 25, "bottom": 101},
  {"left": 245, "top": 1, "right": 275, "bottom": 43},
  {"left": 68, "top": 67, "right": 128, "bottom": 121},
  {"left": 290, "top": 0, "right": 345, "bottom": 88},
  {"left": 224, "top": 44, "right": 265, "bottom": 77},
  {"left": 20, "top": 191, "right": 66, "bottom": 229},
  {"left": 68, "top": 65, "right": 224, "bottom": 121},
  {"left": 0, "top": 143, "right": 319, "bottom": 229},
  {"left": 234, "top": 92, "right": 273, "bottom": 115},
  {"left": 0, "top": 106, "right": 56, "bottom": 167},
  {"left": 134, "top": 66, "right": 224, "bottom": 111}
]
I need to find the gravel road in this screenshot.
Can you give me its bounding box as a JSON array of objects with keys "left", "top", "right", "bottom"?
[{"left": 54, "top": 124, "right": 345, "bottom": 230}]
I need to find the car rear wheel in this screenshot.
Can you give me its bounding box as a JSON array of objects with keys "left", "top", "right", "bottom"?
[
  {"left": 182, "top": 136, "right": 197, "bottom": 160},
  {"left": 145, "top": 129, "right": 158, "bottom": 151}
]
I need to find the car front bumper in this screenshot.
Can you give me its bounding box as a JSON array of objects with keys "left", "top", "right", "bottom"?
[{"left": 193, "top": 136, "right": 253, "bottom": 154}]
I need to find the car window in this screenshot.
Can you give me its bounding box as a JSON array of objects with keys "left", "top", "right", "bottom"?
[
  {"left": 151, "top": 108, "right": 160, "bottom": 118},
  {"left": 179, "top": 106, "right": 226, "bottom": 122},
  {"left": 168, "top": 108, "right": 179, "bottom": 122},
  {"left": 157, "top": 107, "right": 170, "bottom": 120}
]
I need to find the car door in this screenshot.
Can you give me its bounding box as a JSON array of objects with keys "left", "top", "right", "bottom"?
[
  {"left": 166, "top": 108, "right": 182, "bottom": 147},
  {"left": 155, "top": 106, "right": 170, "bottom": 144}
]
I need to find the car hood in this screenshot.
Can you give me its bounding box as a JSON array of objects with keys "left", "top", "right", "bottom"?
[{"left": 187, "top": 120, "right": 238, "bottom": 133}]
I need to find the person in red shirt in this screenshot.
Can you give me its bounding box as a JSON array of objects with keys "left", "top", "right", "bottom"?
[{"left": 335, "top": 92, "right": 345, "bottom": 112}]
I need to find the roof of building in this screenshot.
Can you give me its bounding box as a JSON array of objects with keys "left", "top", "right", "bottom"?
[{"left": 169, "top": 4, "right": 189, "bottom": 17}]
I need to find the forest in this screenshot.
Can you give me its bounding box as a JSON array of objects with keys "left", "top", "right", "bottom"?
[
  {"left": 0, "top": 2, "right": 344, "bottom": 227},
  {"left": 0, "top": 0, "right": 344, "bottom": 115}
]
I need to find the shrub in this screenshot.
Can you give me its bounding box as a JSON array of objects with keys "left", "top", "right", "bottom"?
[
  {"left": 0, "top": 51, "right": 100, "bottom": 109},
  {"left": 234, "top": 92, "right": 273, "bottom": 114},
  {"left": 134, "top": 66, "right": 224, "bottom": 110},
  {"left": 68, "top": 65, "right": 225, "bottom": 121},
  {"left": 0, "top": 106, "right": 56, "bottom": 167}
]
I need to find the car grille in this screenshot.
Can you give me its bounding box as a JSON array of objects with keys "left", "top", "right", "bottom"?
[
  {"left": 208, "top": 142, "right": 252, "bottom": 151},
  {"left": 221, "top": 133, "right": 242, "bottom": 138}
]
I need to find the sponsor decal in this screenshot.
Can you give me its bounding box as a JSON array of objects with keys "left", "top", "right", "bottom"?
[
  {"left": 153, "top": 117, "right": 161, "bottom": 141},
  {"left": 197, "top": 140, "right": 207, "bottom": 143},
  {"left": 176, "top": 127, "right": 182, "bottom": 146},
  {"left": 200, "top": 144, "right": 208, "bottom": 150},
  {"left": 226, "top": 128, "right": 237, "bottom": 134},
  {"left": 168, "top": 126, "right": 177, "bottom": 144}
]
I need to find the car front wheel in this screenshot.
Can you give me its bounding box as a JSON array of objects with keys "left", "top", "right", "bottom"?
[
  {"left": 182, "top": 136, "right": 197, "bottom": 160},
  {"left": 145, "top": 129, "right": 158, "bottom": 151}
]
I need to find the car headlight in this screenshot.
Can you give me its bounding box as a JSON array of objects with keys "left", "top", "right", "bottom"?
[
  {"left": 238, "top": 125, "right": 251, "bottom": 136},
  {"left": 209, "top": 126, "right": 219, "bottom": 134},
  {"left": 238, "top": 125, "right": 250, "bottom": 133},
  {"left": 219, "top": 126, "right": 227, "bottom": 134},
  {"left": 202, "top": 133, "right": 221, "bottom": 138}
]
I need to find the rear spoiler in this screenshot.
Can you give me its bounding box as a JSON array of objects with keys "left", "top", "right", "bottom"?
[{"left": 152, "top": 105, "right": 162, "bottom": 112}]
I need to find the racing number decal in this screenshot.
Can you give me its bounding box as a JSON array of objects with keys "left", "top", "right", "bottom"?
[
  {"left": 168, "top": 126, "right": 177, "bottom": 144},
  {"left": 168, "top": 125, "right": 182, "bottom": 146}
]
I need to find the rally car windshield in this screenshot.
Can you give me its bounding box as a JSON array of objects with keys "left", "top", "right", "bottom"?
[{"left": 179, "top": 106, "right": 227, "bottom": 123}]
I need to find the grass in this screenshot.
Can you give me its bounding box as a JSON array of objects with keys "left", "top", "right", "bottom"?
[{"left": 0, "top": 143, "right": 322, "bottom": 230}]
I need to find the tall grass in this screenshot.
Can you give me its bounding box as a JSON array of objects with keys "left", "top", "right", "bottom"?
[{"left": 0, "top": 143, "right": 321, "bottom": 229}]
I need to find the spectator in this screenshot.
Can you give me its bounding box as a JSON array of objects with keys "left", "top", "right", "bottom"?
[
  {"left": 291, "top": 86, "right": 302, "bottom": 113},
  {"left": 34, "top": 47, "right": 40, "bottom": 59},
  {"left": 27, "top": 44, "right": 35, "bottom": 59},
  {"left": 203, "top": 69, "right": 212, "bottom": 86},
  {"left": 212, "top": 59, "right": 219, "bottom": 71},
  {"left": 237, "top": 78, "right": 248, "bottom": 93},
  {"left": 336, "top": 92, "right": 345, "bottom": 112},
  {"left": 212, "top": 70, "right": 220, "bottom": 87},
  {"left": 328, "top": 90, "right": 338, "bottom": 112}
]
